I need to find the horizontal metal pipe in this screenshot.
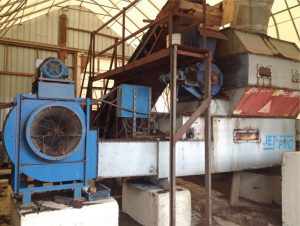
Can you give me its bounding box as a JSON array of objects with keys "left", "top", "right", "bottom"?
[
  {"left": 0, "top": 71, "right": 34, "bottom": 77},
  {"left": 0, "top": 38, "right": 130, "bottom": 59},
  {"left": 67, "top": 27, "right": 118, "bottom": 40}
]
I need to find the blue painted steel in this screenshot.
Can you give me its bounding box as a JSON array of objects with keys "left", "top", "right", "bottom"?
[
  {"left": 73, "top": 187, "right": 82, "bottom": 200},
  {"left": 37, "top": 81, "right": 75, "bottom": 99},
  {"left": 196, "top": 62, "right": 223, "bottom": 96},
  {"left": 19, "top": 183, "right": 83, "bottom": 207},
  {"left": 3, "top": 96, "right": 97, "bottom": 183},
  {"left": 83, "top": 184, "right": 111, "bottom": 201},
  {"left": 19, "top": 183, "right": 83, "bottom": 192},
  {"left": 159, "top": 62, "right": 223, "bottom": 99},
  {"left": 117, "top": 84, "right": 151, "bottom": 118},
  {"left": 3, "top": 62, "right": 98, "bottom": 205},
  {"left": 86, "top": 130, "right": 98, "bottom": 180},
  {"left": 22, "top": 192, "right": 31, "bottom": 206},
  {"left": 40, "top": 58, "right": 69, "bottom": 79}
]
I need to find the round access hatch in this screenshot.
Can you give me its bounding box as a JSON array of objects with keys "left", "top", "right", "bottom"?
[{"left": 26, "top": 105, "right": 84, "bottom": 160}]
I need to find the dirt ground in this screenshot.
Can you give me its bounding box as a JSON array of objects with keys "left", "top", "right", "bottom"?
[{"left": 0, "top": 174, "right": 281, "bottom": 226}]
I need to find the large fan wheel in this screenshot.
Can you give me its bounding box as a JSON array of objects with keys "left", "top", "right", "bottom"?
[{"left": 26, "top": 105, "right": 84, "bottom": 160}]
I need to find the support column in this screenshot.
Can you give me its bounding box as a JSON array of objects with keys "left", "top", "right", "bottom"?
[
  {"left": 230, "top": 172, "right": 241, "bottom": 205},
  {"left": 168, "top": 10, "right": 177, "bottom": 225},
  {"left": 122, "top": 182, "right": 191, "bottom": 226},
  {"left": 58, "top": 14, "right": 68, "bottom": 62}
]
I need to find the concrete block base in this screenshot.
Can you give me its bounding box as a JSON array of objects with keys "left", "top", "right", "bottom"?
[
  {"left": 282, "top": 152, "right": 300, "bottom": 226},
  {"left": 10, "top": 196, "right": 119, "bottom": 226},
  {"left": 122, "top": 183, "right": 191, "bottom": 226},
  {"left": 239, "top": 171, "right": 281, "bottom": 205}
]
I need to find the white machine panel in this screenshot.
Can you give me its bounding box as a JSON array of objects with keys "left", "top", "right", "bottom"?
[
  {"left": 248, "top": 54, "right": 300, "bottom": 90},
  {"left": 98, "top": 118, "right": 296, "bottom": 178}
]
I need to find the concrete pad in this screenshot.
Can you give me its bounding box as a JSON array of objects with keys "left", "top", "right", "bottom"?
[
  {"left": 239, "top": 172, "right": 281, "bottom": 205},
  {"left": 122, "top": 183, "right": 191, "bottom": 226},
  {"left": 214, "top": 217, "right": 242, "bottom": 226},
  {"left": 282, "top": 152, "right": 300, "bottom": 226},
  {"left": 10, "top": 196, "right": 119, "bottom": 226}
]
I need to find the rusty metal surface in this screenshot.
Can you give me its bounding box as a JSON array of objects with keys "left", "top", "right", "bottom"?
[
  {"left": 233, "top": 87, "right": 300, "bottom": 118},
  {"left": 215, "top": 29, "right": 300, "bottom": 62},
  {"left": 233, "top": 129, "right": 260, "bottom": 143},
  {"left": 94, "top": 45, "right": 207, "bottom": 81},
  {"left": 174, "top": 97, "right": 211, "bottom": 142}
]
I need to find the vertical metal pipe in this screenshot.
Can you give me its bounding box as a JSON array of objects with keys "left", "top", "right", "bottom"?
[
  {"left": 92, "top": 32, "right": 96, "bottom": 78},
  {"left": 202, "top": 0, "right": 212, "bottom": 225},
  {"left": 73, "top": 52, "right": 78, "bottom": 97},
  {"left": 89, "top": 32, "right": 92, "bottom": 80},
  {"left": 79, "top": 34, "right": 92, "bottom": 97},
  {"left": 202, "top": 0, "right": 207, "bottom": 48},
  {"left": 87, "top": 33, "right": 93, "bottom": 98},
  {"left": 204, "top": 52, "right": 212, "bottom": 226},
  {"left": 114, "top": 37, "right": 118, "bottom": 69},
  {"left": 58, "top": 14, "right": 68, "bottom": 62},
  {"left": 84, "top": 98, "right": 90, "bottom": 185},
  {"left": 122, "top": 8, "right": 125, "bottom": 67},
  {"left": 169, "top": 10, "right": 176, "bottom": 225},
  {"left": 14, "top": 94, "right": 22, "bottom": 193}
]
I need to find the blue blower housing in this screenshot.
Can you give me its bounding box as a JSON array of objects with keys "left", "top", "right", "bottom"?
[{"left": 3, "top": 59, "right": 97, "bottom": 206}]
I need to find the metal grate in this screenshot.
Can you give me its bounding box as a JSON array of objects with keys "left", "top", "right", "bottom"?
[{"left": 29, "top": 106, "right": 83, "bottom": 157}]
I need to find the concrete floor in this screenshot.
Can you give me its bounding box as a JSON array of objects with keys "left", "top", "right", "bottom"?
[
  {"left": 0, "top": 174, "right": 281, "bottom": 226},
  {"left": 0, "top": 179, "right": 11, "bottom": 226}
]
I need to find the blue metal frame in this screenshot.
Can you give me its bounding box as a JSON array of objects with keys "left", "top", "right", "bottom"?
[{"left": 20, "top": 183, "right": 83, "bottom": 205}]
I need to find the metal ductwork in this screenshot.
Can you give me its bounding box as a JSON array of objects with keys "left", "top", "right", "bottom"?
[{"left": 222, "top": 0, "right": 274, "bottom": 34}]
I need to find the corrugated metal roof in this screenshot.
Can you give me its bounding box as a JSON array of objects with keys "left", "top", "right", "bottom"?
[{"left": 0, "top": 0, "right": 299, "bottom": 47}]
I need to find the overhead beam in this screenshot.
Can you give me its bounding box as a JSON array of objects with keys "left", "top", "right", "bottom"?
[
  {"left": 80, "top": 0, "right": 118, "bottom": 10},
  {"left": 0, "top": 38, "right": 131, "bottom": 59},
  {"left": 94, "top": 0, "right": 140, "bottom": 33},
  {"left": 107, "top": 0, "right": 141, "bottom": 31},
  {"left": 0, "top": 71, "right": 34, "bottom": 78},
  {"left": 0, "top": 0, "right": 26, "bottom": 35},
  {"left": 0, "top": 0, "right": 69, "bottom": 27},
  {"left": 57, "top": 6, "right": 109, "bottom": 17},
  {"left": 0, "top": 0, "right": 24, "bottom": 28},
  {"left": 67, "top": 27, "right": 118, "bottom": 39},
  {"left": 90, "top": 0, "right": 133, "bottom": 37},
  {"left": 46, "top": 0, "right": 56, "bottom": 15},
  {"left": 1, "top": 0, "right": 52, "bottom": 20},
  {"left": 0, "top": 0, "right": 28, "bottom": 8},
  {"left": 148, "top": 1, "right": 160, "bottom": 12}
]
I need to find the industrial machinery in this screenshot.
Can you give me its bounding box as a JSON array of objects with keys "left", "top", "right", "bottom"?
[
  {"left": 2, "top": 0, "right": 300, "bottom": 207},
  {"left": 3, "top": 58, "right": 98, "bottom": 205},
  {"left": 160, "top": 62, "right": 223, "bottom": 99},
  {"left": 93, "top": 0, "right": 299, "bottom": 179}
]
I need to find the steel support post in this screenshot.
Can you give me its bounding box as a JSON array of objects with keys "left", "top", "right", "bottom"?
[
  {"left": 201, "top": 1, "right": 212, "bottom": 225},
  {"left": 169, "top": 10, "right": 177, "bottom": 225},
  {"left": 92, "top": 32, "right": 96, "bottom": 78},
  {"left": 122, "top": 8, "right": 125, "bottom": 67},
  {"left": 204, "top": 51, "right": 212, "bottom": 226}
]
